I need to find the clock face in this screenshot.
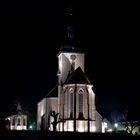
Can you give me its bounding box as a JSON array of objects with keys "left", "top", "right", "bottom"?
[{"left": 70, "top": 54, "right": 76, "bottom": 60}]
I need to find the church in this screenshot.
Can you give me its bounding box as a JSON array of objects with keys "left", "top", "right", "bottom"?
[
  {"left": 37, "top": 45, "right": 103, "bottom": 132},
  {"left": 37, "top": 7, "right": 103, "bottom": 132},
  {"left": 5, "top": 102, "right": 27, "bottom": 130}
]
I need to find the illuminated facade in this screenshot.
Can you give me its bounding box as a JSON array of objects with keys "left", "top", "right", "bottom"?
[
  {"left": 5, "top": 115, "right": 27, "bottom": 130},
  {"left": 37, "top": 46, "right": 102, "bottom": 132},
  {"left": 5, "top": 102, "right": 27, "bottom": 130}
]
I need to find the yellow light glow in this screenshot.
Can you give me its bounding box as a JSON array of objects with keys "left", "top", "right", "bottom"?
[
  {"left": 77, "top": 121, "right": 86, "bottom": 132},
  {"left": 16, "top": 126, "right": 22, "bottom": 130},
  {"left": 67, "top": 120, "right": 74, "bottom": 131},
  {"left": 77, "top": 125, "right": 84, "bottom": 132},
  {"left": 107, "top": 129, "right": 112, "bottom": 132}
]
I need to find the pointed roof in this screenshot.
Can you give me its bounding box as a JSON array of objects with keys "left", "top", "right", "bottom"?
[
  {"left": 46, "top": 85, "right": 58, "bottom": 98},
  {"left": 17, "top": 102, "right": 22, "bottom": 111},
  {"left": 17, "top": 101, "right": 22, "bottom": 113},
  {"left": 64, "top": 67, "right": 91, "bottom": 85}
]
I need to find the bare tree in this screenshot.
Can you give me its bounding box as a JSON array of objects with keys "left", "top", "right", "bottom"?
[
  {"left": 49, "top": 110, "right": 65, "bottom": 132},
  {"left": 49, "top": 111, "right": 59, "bottom": 132},
  {"left": 120, "top": 107, "right": 140, "bottom": 134},
  {"left": 122, "top": 121, "right": 140, "bottom": 134}
]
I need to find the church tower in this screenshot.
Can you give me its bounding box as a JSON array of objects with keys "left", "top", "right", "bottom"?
[
  {"left": 57, "top": 46, "right": 85, "bottom": 85},
  {"left": 56, "top": 7, "right": 101, "bottom": 132},
  {"left": 57, "top": 6, "right": 85, "bottom": 85},
  {"left": 37, "top": 6, "right": 102, "bottom": 132}
]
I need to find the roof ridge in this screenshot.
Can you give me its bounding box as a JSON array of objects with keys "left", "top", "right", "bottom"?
[{"left": 46, "top": 85, "right": 58, "bottom": 97}]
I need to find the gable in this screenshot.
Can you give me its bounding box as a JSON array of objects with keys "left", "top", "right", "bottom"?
[{"left": 64, "top": 67, "right": 91, "bottom": 85}]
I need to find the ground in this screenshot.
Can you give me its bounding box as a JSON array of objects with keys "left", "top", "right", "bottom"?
[{"left": 0, "top": 131, "right": 139, "bottom": 140}]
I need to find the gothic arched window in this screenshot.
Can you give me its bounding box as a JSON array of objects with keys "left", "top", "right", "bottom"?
[
  {"left": 12, "top": 117, "right": 15, "bottom": 125},
  {"left": 69, "top": 88, "right": 74, "bottom": 118},
  {"left": 79, "top": 93, "right": 83, "bottom": 113},
  {"left": 17, "top": 118, "right": 20, "bottom": 125},
  {"left": 78, "top": 88, "right": 84, "bottom": 119}
]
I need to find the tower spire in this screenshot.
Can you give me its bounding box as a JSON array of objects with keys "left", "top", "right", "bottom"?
[
  {"left": 67, "top": 26, "right": 74, "bottom": 41},
  {"left": 17, "top": 101, "right": 22, "bottom": 114},
  {"left": 65, "top": 6, "right": 75, "bottom": 45}
]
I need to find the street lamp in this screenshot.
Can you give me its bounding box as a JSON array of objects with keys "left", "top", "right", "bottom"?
[
  {"left": 114, "top": 123, "right": 118, "bottom": 128},
  {"left": 29, "top": 125, "right": 33, "bottom": 130}
]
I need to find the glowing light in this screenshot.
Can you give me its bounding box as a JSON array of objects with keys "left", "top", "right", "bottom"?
[
  {"left": 67, "top": 120, "right": 74, "bottom": 131},
  {"left": 59, "top": 123, "right": 63, "bottom": 131},
  {"left": 102, "top": 122, "right": 108, "bottom": 133},
  {"left": 92, "top": 126, "right": 96, "bottom": 132},
  {"left": 104, "top": 122, "right": 108, "bottom": 128},
  {"left": 77, "top": 121, "right": 87, "bottom": 132},
  {"left": 16, "top": 126, "right": 22, "bottom": 130},
  {"left": 59, "top": 56, "right": 62, "bottom": 74},
  {"left": 29, "top": 125, "right": 33, "bottom": 130},
  {"left": 7, "top": 118, "right": 10, "bottom": 121},
  {"left": 78, "top": 126, "right": 84, "bottom": 132},
  {"left": 107, "top": 128, "right": 112, "bottom": 132},
  {"left": 114, "top": 123, "right": 118, "bottom": 128},
  {"left": 90, "top": 122, "right": 96, "bottom": 132},
  {"left": 41, "top": 108, "right": 44, "bottom": 116}
]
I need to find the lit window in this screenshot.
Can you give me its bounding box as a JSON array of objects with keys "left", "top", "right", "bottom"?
[
  {"left": 12, "top": 117, "right": 15, "bottom": 125},
  {"left": 79, "top": 94, "right": 83, "bottom": 114},
  {"left": 17, "top": 118, "right": 20, "bottom": 125},
  {"left": 69, "top": 88, "right": 74, "bottom": 118},
  {"left": 78, "top": 88, "right": 84, "bottom": 119},
  {"left": 70, "top": 93, "right": 74, "bottom": 118}
]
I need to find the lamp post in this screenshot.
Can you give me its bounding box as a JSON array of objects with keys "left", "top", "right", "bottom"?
[{"left": 114, "top": 123, "right": 118, "bottom": 132}]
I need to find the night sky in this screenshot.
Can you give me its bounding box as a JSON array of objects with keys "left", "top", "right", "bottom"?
[{"left": 0, "top": 1, "right": 139, "bottom": 122}]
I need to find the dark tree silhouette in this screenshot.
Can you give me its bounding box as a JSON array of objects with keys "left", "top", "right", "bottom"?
[
  {"left": 120, "top": 107, "right": 140, "bottom": 134},
  {"left": 49, "top": 110, "right": 66, "bottom": 132},
  {"left": 121, "top": 121, "right": 140, "bottom": 134},
  {"left": 49, "top": 111, "right": 59, "bottom": 132}
]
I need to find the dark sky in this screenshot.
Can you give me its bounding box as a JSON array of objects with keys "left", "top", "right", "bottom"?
[{"left": 0, "top": 1, "right": 139, "bottom": 122}]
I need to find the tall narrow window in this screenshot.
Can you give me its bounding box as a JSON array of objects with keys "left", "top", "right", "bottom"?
[
  {"left": 79, "top": 94, "right": 83, "bottom": 113},
  {"left": 70, "top": 93, "right": 74, "bottom": 118},
  {"left": 78, "top": 88, "right": 84, "bottom": 119},
  {"left": 17, "top": 118, "right": 20, "bottom": 125},
  {"left": 12, "top": 117, "right": 15, "bottom": 125},
  {"left": 69, "top": 88, "right": 74, "bottom": 118}
]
